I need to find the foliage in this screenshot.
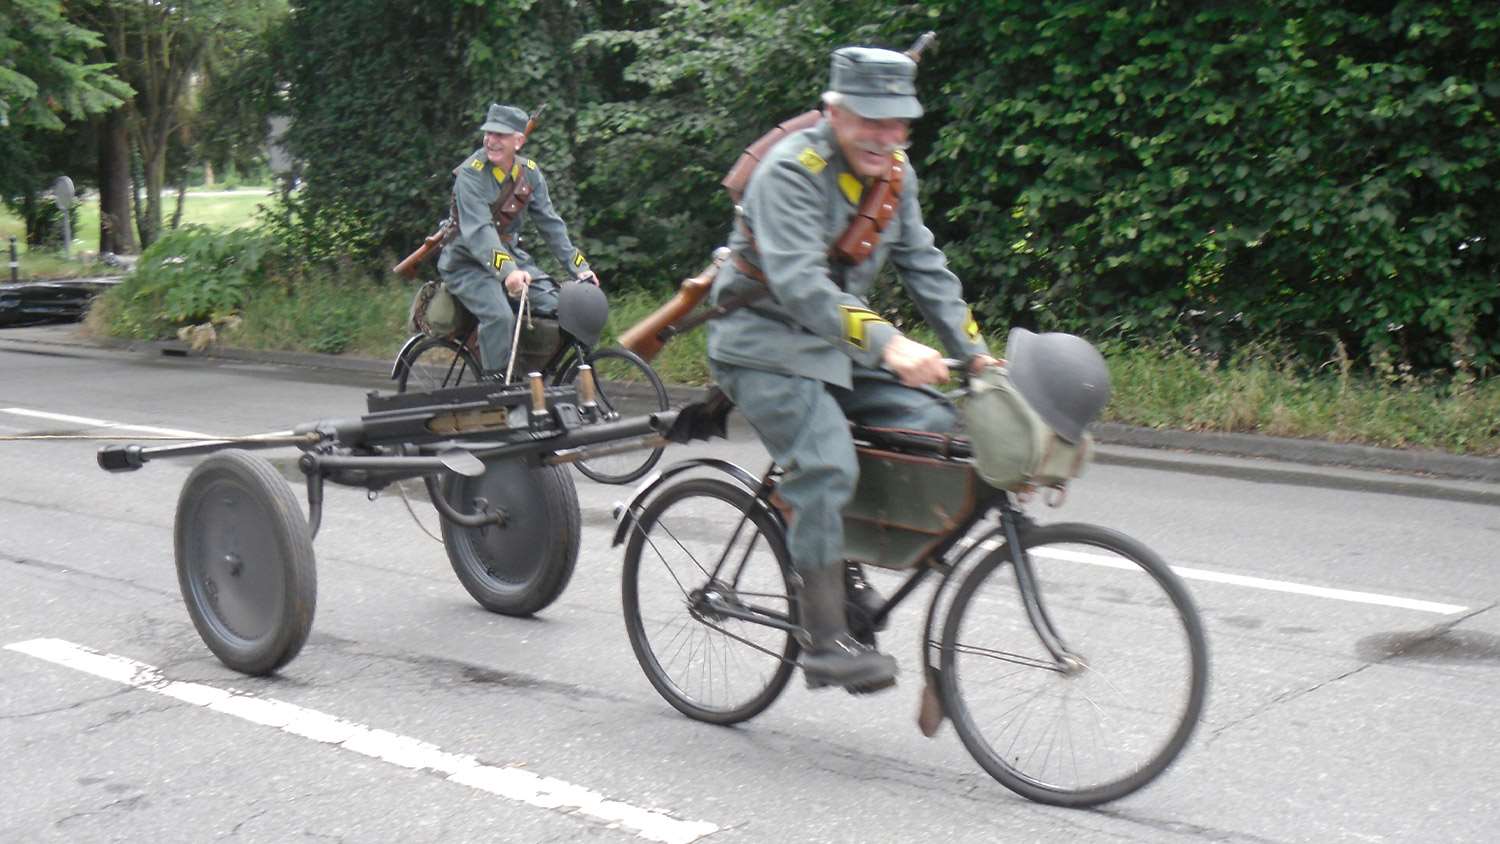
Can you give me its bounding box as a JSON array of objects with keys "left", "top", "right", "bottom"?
[
  {"left": 919, "top": 0, "right": 1500, "bottom": 374},
  {"left": 270, "top": 0, "right": 593, "bottom": 274},
  {"left": 55, "top": 0, "right": 1500, "bottom": 383},
  {"left": 0, "top": 0, "right": 132, "bottom": 130},
  {"left": 0, "top": 0, "right": 131, "bottom": 243},
  {"left": 94, "top": 224, "right": 276, "bottom": 337},
  {"left": 73, "top": 0, "right": 284, "bottom": 247},
  {"left": 225, "top": 261, "right": 410, "bottom": 357}
]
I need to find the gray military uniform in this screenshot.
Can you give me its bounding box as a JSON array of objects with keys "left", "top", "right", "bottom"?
[
  {"left": 438, "top": 149, "right": 593, "bottom": 372},
  {"left": 707, "top": 118, "right": 989, "bottom": 575}
]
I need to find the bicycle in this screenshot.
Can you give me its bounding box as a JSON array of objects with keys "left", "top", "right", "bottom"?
[
  {"left": 611, "top": 387, "right": 1209, "bottom": 807},
  {"left": 392, "top": 278, "right": 668, "bottom": 485}
]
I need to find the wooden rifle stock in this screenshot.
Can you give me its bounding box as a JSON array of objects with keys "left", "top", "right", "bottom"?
[
  {"left": 619, "top": 248, "right": 731, "bottom": 362},
  {"left": 392, "top": 225, "right": 449, "bottom": 278}
]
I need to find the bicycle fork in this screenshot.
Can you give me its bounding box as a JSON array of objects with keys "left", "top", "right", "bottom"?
[{"left": 998, "top": 500, "right": 1087, "bottom": 675}]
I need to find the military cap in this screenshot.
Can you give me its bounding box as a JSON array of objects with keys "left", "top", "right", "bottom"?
[
  {"left": 828, "top": 47, "right": 923, "bottom": 120},
  {"left": 480, "top": 103, "right": 528, "bottom": 135}
]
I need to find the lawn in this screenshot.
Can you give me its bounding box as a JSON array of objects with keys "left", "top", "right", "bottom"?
[{"left": 0, "top": 189, "right": 276, "bottom": 280}]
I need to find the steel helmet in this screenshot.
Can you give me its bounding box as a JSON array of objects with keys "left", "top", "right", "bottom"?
[
  {"left": 556, "top": 281, "right": 608, "bottom": 347},
  {"left": 1004, "top": 327, "right": 1111, "bottom": 443}
]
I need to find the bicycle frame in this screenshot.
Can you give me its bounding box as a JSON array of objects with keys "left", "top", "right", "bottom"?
[{"left": 614, "top": 454, "right": 1086, "bottom": 734}]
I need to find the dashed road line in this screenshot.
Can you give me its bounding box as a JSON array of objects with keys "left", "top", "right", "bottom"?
[
  {"left": 5, "top": 638, "right": 720, "bottom": 844},
  {"left": 1, "top": 407, "right": 211, "bottom": 439},
  {"left": 955, "top": 536, "right": 1468, "bottom": 615}
]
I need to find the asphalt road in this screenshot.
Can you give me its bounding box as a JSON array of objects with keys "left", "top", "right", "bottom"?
[{"left": 2, "top": 331, "right": 1498, "bottom": 843}]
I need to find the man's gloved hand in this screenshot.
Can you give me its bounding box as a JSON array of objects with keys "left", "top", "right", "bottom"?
[
  {"left": 881, "top": 334, "right": 949, "bottom": 387},
  {"left": 503, "top": 269, "right": 532, "bottom": 297},
  {"left": 575, "top": 270, "right": 600, "bottom": 286}
]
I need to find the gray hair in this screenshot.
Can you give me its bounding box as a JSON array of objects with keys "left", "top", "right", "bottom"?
[{"left": 821, "top": 91, "right": 844, "bottom": 109}]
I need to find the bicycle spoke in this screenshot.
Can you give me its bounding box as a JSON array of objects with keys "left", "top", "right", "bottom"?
[
  {"left": 624, "top": 478, "right": 798, "bottom": 724},
  {"left": 941, "top": 528, "right": 1207, "bottom": 806}
]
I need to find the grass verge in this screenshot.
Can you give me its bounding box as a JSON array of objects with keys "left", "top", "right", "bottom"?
[{"left": 80, "top": 234, "right": 1500, "bottom": 458}]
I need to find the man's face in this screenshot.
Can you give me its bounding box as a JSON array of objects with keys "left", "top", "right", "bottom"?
[
  {"left": 483, "top": 131, "right": 524, "bottom": 166},
  {"left": 827, "top": 104, "right": 911, "bottom": 179}
]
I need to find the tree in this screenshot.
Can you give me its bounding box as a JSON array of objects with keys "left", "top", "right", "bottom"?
[
  {"left": 76, "top": 0, "right": 280, "bottom": 248},
  {"left": 0, "top": 0, "right": 132, "bottom": 244}
]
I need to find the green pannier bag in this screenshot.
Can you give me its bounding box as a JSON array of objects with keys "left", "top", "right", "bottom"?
[
  {"left": 409, "top": 280, "right": 459, "bottom": 337},
  {"left": 959, "top": 364, "right": 1093, "bottom": 492},
  {"left": 843, "top": 445, "right": 980, "bottom": 571}
]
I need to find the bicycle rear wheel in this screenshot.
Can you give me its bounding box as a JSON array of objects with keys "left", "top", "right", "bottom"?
[
  {"left": 939, "top": 522, "right": 1208, "bottom": 807},
  {"left": 622, "top": 477, "right": 799, "bottom": 724},
  {"left": 397, "top": 335, "right": 481, "bottom": 393},
  {"left": 560, "top": 346, "right": 668, "bottom": 485}
]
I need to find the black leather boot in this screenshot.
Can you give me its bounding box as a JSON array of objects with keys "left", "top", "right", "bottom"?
[
  {"left": 845, "top": 562, "right": 888, "bottom": 641},
  {"left": 798, "top": 564, "right": 897, "bottom": 693}
]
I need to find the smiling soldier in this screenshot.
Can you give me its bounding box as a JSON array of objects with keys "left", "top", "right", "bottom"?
[
  {"left": 437, "top": 103, "right": 596, "bottom": 377},
  {"left": 705, "top": 46, "right": 997, "bottom": 693}
]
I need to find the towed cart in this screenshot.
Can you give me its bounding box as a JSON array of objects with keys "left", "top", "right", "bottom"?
[{"left": 97, "top": 370, "right": 722, "bottom": 675}]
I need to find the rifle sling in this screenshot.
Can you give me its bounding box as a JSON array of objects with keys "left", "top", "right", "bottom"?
[
  {"left": 662, "top": 154, "right": 905, "bottom": 341},
  {"left": 661, "top": 284, "right": 772, "bottom": 341}
]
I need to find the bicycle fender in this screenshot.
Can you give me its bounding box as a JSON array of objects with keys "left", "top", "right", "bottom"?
[
  {"left": 390, "top": 333, "right": 427, "bottom": 380},
  {"left": 918, "top": 523, "right": 1009, "bottom": 737},
  {"left": 610, "top": 457, "right": 764, "bottom": 547}
]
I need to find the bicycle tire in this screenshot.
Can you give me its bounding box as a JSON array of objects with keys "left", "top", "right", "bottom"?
[
  {"left": 622, "top": 477, "right": 799, "bottom": 724},
  {"left": 439, "top": 459, "right": 580, "bottom": 616},
  {"left": 396, "top": 335, "right": 482, "bottom": 393},
  {"left": 939, "top": 522, "right": 1208, "bottom": 807},
  {"left": 559, "top": 346, "right": 668, "bottom": 484}
]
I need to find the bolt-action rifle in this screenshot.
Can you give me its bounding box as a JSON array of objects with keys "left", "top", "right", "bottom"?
[{"left": 392, "top": 105, "right": 548, "bottom": 279}]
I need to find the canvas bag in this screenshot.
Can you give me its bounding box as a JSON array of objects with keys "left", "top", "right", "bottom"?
[
  {"left": 409, "top": 279, "right": 459, "bottom": 336},
  {"left": 960, "top": 364, "right": 1093, "bottom": 491}
]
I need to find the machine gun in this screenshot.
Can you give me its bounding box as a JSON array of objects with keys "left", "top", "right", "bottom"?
[{"left": 96, "top": 371, "right": 727, "bottom": 676}]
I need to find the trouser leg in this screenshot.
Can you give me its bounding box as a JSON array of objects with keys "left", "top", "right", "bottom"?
[
  {"left": 524, "top": 274, "right": 560, "bottom": 317},
  {"left": 833, "top": 367, "right": 959, "bottom": 637},
  {"left": 442, "top": 266, "right": 516, "bottom": 372},
  {"left": 711, "top": 361, "right": 897, "bottom": 692},
  {"left": 835, "top": 365, "right": 959, "bottom": 433},
  {"left": 711, "top": 363, "right": 855, "bottom": 576}
]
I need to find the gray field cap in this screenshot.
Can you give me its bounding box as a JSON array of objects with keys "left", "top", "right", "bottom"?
[
  {"left": 828, "top": 47, "right": 923, "bottom": 120},
  {"left": 480, "top": 103, "right": 528, "bottom": 135}
]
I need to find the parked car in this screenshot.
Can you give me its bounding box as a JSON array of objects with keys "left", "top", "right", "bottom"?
[{"left": 0, "top": 280, "right": 116, "bottom": 327}]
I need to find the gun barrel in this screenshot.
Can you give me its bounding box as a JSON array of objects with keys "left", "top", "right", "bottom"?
[{"left": 906, "top": 31, "right": 937, "bottom": 61}]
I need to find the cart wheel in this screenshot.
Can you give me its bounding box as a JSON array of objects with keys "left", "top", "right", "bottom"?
[
  {"left": 174, "top": 450, "right": 316, "bottom": 675},
  {"left": 439, "top": 459, "right": 580, "bottom": 616}
]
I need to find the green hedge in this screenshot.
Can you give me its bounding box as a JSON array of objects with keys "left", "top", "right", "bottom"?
[{"left": 260, "top": 0, "right": 1498, "bottom": 375}]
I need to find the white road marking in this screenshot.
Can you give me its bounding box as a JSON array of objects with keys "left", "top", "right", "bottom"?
[
  {"left": 1, "top": 407, "right": 211, "bottom": 439},
  {"left": 5, "top": 638, "right": 719, "bottom": 844},
  {"left": 954, "top": 536, "right": 1468, "bottom": 615}
]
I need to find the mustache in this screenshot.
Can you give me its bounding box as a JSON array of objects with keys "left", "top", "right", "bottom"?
[{"left": 854, "top": 140, "right": 911, "bottom": 155}]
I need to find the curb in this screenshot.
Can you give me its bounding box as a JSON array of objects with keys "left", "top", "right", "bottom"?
[
  {"left": 7, "top": 326, "right": 1500, "bottom": 502},
  {"left": 1091, "top": 422, "right": 1500, "bottom": 484}
]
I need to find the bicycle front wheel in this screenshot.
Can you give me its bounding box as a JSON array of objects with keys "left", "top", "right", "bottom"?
[
  {"left": 562, "top": 346, "right": 668, "bottom": 484},
  {"left": 940, "top": 522, "right": 1208, "bottom": 807},
  {"left": 622, "top": 477, "right": 799, "bottom": 724},
  {"left": 397, "top": 335, "right": 481, "bottom": 393}
]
